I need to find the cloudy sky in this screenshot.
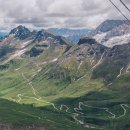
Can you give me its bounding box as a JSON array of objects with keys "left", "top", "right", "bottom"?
[{"left": 0, "top": 0, "right": 130, "bottom": 31}]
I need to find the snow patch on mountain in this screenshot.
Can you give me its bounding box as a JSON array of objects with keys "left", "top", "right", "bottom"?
[
  {"left": 90, "top": 20, "right": 130, "bottom": 48},
  {"left": 21, "top": 40, "right": 32, "bottom": 48},
  {"left": 94, "top": 33, "right": 107, "bottom": 43},
  {"left": 94, "top": 33, "right": 130, "bottom": 48},
  {"left": 103, "top": 34, "right": 130, "bottom": 48}
]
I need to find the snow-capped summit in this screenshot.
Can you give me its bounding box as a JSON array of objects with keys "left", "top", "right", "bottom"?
[{"left": 89, "top": 20, "right": 130, "bottom": 48}]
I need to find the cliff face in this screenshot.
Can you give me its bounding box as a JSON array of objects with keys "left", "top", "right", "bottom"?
[{"left": 0, "top": 124, "right": 47, "bottom": 130}]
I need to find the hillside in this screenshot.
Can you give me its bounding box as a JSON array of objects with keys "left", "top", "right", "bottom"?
[
  {"left": 0, "top": 98, "right": 87, "bottom": 130},
  {"left": 0, "top": 25, "right": 130, "bottom": 130}
]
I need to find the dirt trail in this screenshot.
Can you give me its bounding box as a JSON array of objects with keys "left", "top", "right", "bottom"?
[
  {"left": 91, "top": 52, "right": 105, "bottom": 70},
  {"left": 60, "top": 105, "right": 69, "bottom": 112},
  {"left": 117, "top": 67, "right": 124, "bottom": 78},
  {"left": 117, "top": 104, "right": 130, "bottom": 119},
  {"left": 78, "top": 102, "right": 116, "bottom": 119}
]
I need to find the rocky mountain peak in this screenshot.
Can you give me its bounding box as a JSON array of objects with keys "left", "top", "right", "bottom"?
[
  {"left": 9, "top": 25, "right": 31, "bottom": 40},
  {"left": 88, "top": 20, "right": 130, "bottom": 48},
  {"left": 78, "top": 37, "right": 97, "bottom": 45},
  {"left": 33, "top": 29, "right": 54, "bottom": 42},
  {"left": 96, "top": 20, "right": 127, "bottom": 33}
]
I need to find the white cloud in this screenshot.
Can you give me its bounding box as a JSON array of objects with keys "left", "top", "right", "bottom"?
[{"left": 0, "top": 0, "right": 130, "bottom": 31}]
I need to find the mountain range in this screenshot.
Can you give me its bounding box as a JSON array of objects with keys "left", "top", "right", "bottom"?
[
  {"left": 89, "top": 20, "right": 130, "bottom": 47},
  {"left": 48, "top": 28, "right": 91, "bottom": 44},
  {"left": 0, "top": 20, "right": 130, "bottom": 130}
]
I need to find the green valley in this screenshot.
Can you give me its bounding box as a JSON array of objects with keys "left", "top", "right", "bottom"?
[{"left": 0, "top": 24, "right": 130, "bottom": 130}]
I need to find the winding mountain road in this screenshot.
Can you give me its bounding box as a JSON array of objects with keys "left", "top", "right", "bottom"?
[
  {"left": 78, "top": 102, "right": 116, "bottom": 119},
  {"left": 60, "top": 105, "right": 69, "bottom": 112},
  {"left": 117, "top": 104, "right": 130, "bottom": 119},
  {"left": 117, "top": 67, "right": 124, "bottom": 78},
  {"left": 9, "top": 57, "right": 130, "bottom": 129}
]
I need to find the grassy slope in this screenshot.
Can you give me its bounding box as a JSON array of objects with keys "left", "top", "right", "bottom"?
[
  {"left": 0, "top": 57, "right": 104, "bottom": 104},
  {"left": 0, "top": 98, "right": 90, "bottom": 130},
  {"left": 54, "top": 88, "right": 130, "bottom": 130},
  {"left": 0, "top": 47, "right": 130, "bottom": 130}
]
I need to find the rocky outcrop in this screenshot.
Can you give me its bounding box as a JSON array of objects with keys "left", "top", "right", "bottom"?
[
  {"left": 9, "top": 25, "right": 32, "bottom": 40},
  {"left": 78, "top": 37, "right": 97, "bottom": 45}
]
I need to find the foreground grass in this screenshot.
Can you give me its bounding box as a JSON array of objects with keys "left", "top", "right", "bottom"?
[{"left": 0, "top": 98, "right": 89, "bottom": 130}]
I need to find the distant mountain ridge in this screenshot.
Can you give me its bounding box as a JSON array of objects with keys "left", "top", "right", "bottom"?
[
  {"left": 0, "top": 25, "right": 70, "bottom": 62},
  {"left": 48, "top": 28, "right": 91, "bottom": 44},
  {"left": 8, "top": 25, "right": 69, "bottom": 45},
  {"left": 88, "top": 20, "right": 130, "bottom": 47},
  {"left": 92, "top": 20, "right": 128, "bottom": 33},
  {"left": 0, "top": 32, "right": 8, "bottom": 40}
]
